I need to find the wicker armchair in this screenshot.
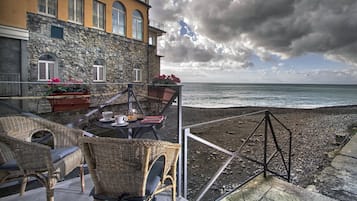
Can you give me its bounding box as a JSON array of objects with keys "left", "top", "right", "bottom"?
[
  {"left": 79, "top": 137, "right": 181, "bottom": 201},
  {"left": 0, "top": 115, "right": 85, "bottom": 201}
]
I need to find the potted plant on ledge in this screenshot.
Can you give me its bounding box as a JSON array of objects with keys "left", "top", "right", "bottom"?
[
  {"left": 46, "top": 77, "right": 90, "bottom": 112},
  {"left": 148, "top": 74, "right": 181, "bottom": 103}
]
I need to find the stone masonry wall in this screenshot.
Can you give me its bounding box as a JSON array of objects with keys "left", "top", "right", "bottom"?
[
  {"left": 26, "top": 13, "right": 157, "bottom": 112},
  {"left": 148, "top": 45, "right": 161, "bottom": 82}
]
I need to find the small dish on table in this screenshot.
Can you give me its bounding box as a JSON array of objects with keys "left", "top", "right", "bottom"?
[
  {"left": 99, "top": 118, "right": 115, "bottom": 123},
  {"left": 111, "top": 122, "right": 129, "bottom": 127}
]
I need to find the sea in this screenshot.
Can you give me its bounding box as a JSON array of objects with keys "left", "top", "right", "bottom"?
[{"left": 181, "top": 83, "right": 357, "bottom": 109}]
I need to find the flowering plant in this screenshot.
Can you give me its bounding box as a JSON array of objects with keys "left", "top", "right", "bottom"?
[
  {"left": 46, "top": 77, "right": 89, "bottom": 95},
  {"left": 152, "top": 74, "right": 181, "bottom": 85}
]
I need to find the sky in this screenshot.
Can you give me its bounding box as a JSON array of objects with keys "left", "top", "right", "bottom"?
[{"left": 149, "top": 0, "right": 357, "bottom": 84}]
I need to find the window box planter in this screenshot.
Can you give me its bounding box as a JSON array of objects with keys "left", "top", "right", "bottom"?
[{"left": 47, "top": 92, "right": 90, "bottom": 112}]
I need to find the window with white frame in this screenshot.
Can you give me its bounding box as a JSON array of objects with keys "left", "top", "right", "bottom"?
[
  {"left": 149, "top": 33, "right": 156, "bottom": 46},
  {"left": 93, "top": 0, "right": 105, "bottom": 29},
  {"left": 93, "top": 60, "right": 105, "bottom": 82},
  {"left": 132, "top": 10, "right": 143, "bottom": 40},
  {"left": 38, "top": 54, "right": 56, "bottom": 81},
  {"left": 112, "top": 1, "right": 126, "bottom": 35},
  {"left": 133, "top": 68, "right": 142, "bottom": 82},
  {"left": 68, "top": 0, "right": 83, "bottom": 24},
  {"left": 38, "top": 0, "right": 57, "bottom": 16}
]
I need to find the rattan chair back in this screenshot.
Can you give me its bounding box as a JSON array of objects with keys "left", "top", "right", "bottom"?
[
  {"left": 79, "top": 137, "right": 180, "bottom": 201},
  {"left": 0, "top": 115, "right": 85, "bottom": 201}
]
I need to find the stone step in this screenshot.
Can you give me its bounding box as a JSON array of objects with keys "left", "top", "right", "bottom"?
[
  {"left": 219, "top": 174, "right": 336, "bottom": 201},
  {"left": 314, "top": 134, "right": 357, "bottom": 201}
]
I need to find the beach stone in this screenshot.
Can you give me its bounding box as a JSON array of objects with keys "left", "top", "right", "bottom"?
[{"left": 335, "top": 132, "right": 347, "bottom": 145}]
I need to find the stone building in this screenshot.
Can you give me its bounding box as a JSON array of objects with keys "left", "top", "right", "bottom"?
[{"left": 0, "top": 0, "right": 165, "bottom": 111}]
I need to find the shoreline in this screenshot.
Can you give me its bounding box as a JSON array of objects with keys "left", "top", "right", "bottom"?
[{"left": 179, "top": 104, "right": 357, "bottom": 110}]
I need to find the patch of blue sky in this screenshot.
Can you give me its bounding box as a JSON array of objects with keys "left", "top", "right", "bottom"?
[{"left": 178, "top": 20, "right": 197, "bottom": 41}]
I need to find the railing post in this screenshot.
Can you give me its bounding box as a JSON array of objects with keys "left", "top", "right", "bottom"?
[
  {"left": 177, "top": 85, "right": 184, "bottom": 198},
  {"left": 183, "top": 128, "right": 190, "bottom": 199},
  {"left": 264, "top": 111, "right": 269, "bottom": 178},
  {"left": 288, "top": 129, "right": 292, "bottom": 182}
]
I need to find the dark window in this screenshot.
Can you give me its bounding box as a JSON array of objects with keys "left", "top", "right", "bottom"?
[{"left": 51, "top": 26, "right": 64, "bottom": 39}]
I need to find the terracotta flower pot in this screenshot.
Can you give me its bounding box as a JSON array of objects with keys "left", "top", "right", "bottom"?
[
  {"left": 148, "top": 86, "right": 176, "bottom": 103},
  {"left": 47, "top": 92, "right": 90, "bottom": 112}
]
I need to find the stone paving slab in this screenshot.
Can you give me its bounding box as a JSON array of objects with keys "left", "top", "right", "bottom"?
[
  {"left": 220, "top": 174, "right": 336, "bottom": 201},
  {"left": 316, "top": 143, "right": 357, "bottom": 201}
]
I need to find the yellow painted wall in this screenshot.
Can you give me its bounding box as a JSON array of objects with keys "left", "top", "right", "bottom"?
[
  {"left": 83, "top": 0, "right": 149, "bottom": 42},
  {"left": 0, "top": 0, "right": 149, "bottom": 43},
  {"left": 0, "top": 0, "right": 28, "bottom": 29},
  {"left": 84, "top": 0, "right": 93, "bottom": 27},
  {"left": 98, "top": 0, "right": 148, "bottom": 42},
  {"left": 119, "top": 0, "right": 148, "bottom": 42},
  {"left": 0, "top": 0, "right": 39, "bottom": 29},
  {"left": 58, "top": 0, "right": 69, "bottom": 21}
]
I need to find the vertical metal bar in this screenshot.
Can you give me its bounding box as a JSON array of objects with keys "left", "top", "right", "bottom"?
[
  {"left": 183, "top": 128, "right": 189, "bottom": 199},
  {"left": 128, "top": 83, "right": 132, "bottom": 112},
  {"left": 177, "top": 85, "right": 183, "bottom": 198},
  {"left": 130, "top": 87, "right": 145, "bottom": 115},
  {"left": 288, "top": 130, "right": 292, "bottom": 182},
  {"left": 264, "top": 111, "right": 268, "bottom": 177},
  {"left": 267, "top": 113, "right": 289, "bottom": 177}
]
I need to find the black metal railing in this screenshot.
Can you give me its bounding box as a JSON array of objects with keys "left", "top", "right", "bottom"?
[{"left": 180, "top": 110, "right": 292, "bottom": 201}]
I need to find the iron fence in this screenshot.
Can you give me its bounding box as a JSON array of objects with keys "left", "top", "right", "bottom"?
[{"left": 179, "top": 110, "right": 292, "bottom": 201}]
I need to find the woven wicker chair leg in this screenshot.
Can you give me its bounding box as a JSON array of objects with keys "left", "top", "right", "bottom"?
[
  {"left": 46, "top": 187, "right": 54, "bottom": 201},
  {"left": 46, "top": 177, "right": 56, "bottom": 201},
  {"left": 80, "top": 164, "right": 85, "bottom": 192},
  {"left": 19, "top": 177, "right": 28, "bottom": 196},
  {"left": 172, "top": 184, "right": 176, "bottom": 201}
]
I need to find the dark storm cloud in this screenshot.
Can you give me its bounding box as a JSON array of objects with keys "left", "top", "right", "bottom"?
[{"left": 151, "top": 0, "right": 357, "bottom": 67}]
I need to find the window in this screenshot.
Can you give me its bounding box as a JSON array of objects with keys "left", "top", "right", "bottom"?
[
  {"left": 38, "top": 54, "right": 56, "bottom": 81},
  {"left": 132, "top": 10, "right": 143, "bottom": 40},
  {"left": 69, "top": 0, "right": 83, "bottom": 24},
  {"left": 93, "top": 0, "right": 105, "bottom": 29},
  {"left": 149, "top": 33, "right": 156, "bottom": 46},
  {"left": 112, "top": 1, "right": 126, "bottom": 35},
  {"left": 93, "top": 60, "right": 105, "bottom": 82},
  {"left": 38, "top": 0, "right": 57, "bottom": 16},
  {"left": 51, "top": 26, "right": 63, "bottom": 39},
  {"left": 133, "top": 68, "right": 142, "bottom": 82}
]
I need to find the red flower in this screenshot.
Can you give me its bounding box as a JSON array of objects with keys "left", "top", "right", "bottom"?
[
  {"left": 48, "top": 77, "right": 61, "bottom": 84},
  {"left": 46, "top": 77, "right": 89, "bottom": 95},
  {"left": 153, "top": 74, "right": 181, "bottom": 85}
]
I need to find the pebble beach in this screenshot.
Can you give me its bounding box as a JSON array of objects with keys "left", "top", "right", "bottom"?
[{"left": 161, "top": 105, "right": 357, "bottom": 200}]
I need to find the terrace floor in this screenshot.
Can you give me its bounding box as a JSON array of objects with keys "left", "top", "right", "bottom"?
[{"left": 0, "top": 174, "right": 187, "bottom": 201}]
